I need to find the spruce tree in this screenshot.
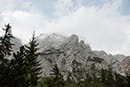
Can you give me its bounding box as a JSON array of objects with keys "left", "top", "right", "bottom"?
[
  {"left": 25, "top": 32, "right": 41, "bottom": 87},
  {"left": 11, "top": 46, "right": 28, "bottom": 87},
  {"left": 114, "top": 72, "right": 127, "bottom": 87},
  {"left": 126, "top": 73, "right": 130, "bottom": 87},
  {"left": 0, "top": 24, "right": 14, "bottom": 58},
  {"left": 0, "top": 24, "right": 14, "bottom": 87},
  {"left": 51, "top": 64, "right": 65, "bottom": 87}
]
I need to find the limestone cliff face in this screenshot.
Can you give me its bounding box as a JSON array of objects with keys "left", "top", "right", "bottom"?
[
  {"left": 37, "top": 34, "right": 128, "bottom": 80},
  {"left": 11, "top": 34, "right": 130, "bottom": 78},
  {"left": 121, "top": 56, "right": 130, "bottom": 74}
]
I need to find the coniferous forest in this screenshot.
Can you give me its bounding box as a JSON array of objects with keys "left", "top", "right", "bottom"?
[{"left": 0, "top": 24, "right": 130, "bottom": 87}]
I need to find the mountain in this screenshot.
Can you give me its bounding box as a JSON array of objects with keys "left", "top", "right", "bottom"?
[
  {"left": 37, "top": 34, "right": 129, "bottom": 80},
  {"left": 11, "top": 34, "right": 129, "bottom": 79}
]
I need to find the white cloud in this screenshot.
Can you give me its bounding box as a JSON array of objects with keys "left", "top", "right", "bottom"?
[
  {"left": 0, "top": 0, "right": 15, "bottom": 11},
  {"left": 0, "top": 0, "right": 130, "bottom": 55},
  {"left": 45, "top": 0, "right": 130, "bottom": 55},
  {"left": 0, "top": 10, "right": 50, "bottom": 43}
]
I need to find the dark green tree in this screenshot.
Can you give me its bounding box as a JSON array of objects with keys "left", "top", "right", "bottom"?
[
  {"left": 0, "top": 24, "right": 14, "bottom": 58},
  {"left": 126, "top": 73, "right": 130, "bottom": 87},
  {"left": 101, "top": 68, "right": 115, "bottom": 87},
  {"left": 114, "top": 72, "right": 127, "bottom": 87},
  {"left": 51, "top": 64, "right": 65, "bottom": 87},
  {"left": 25, "top": 32, "right": 41, "bottom": 87},
  {"left": 0, "top": 24, "right": 14, "bottom": 87},
  {"left": 11, "top": 46, "right": 28, "bottom": 87}
]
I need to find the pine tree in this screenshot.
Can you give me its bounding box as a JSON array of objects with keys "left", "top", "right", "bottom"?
[
  {"left": 25, "top": 32, "right": 41, "bottom": 87},
  {"left": 0, "top": 24, "right": 14, "bottom": 87},
  {"left": 126, "top": 73, "right": 130, "bottom": 87},
  {"left": 107, "top": 69, "right": 115, "bottom": 87},
  {"left": 11, "top": 46, "right": 28, "bottom": 87},
  {"left": 50, "top": 64, "right": 65, "bottom": 87},
  {"left": 114, "top": 72, "right": 127, "bottom": 87}
]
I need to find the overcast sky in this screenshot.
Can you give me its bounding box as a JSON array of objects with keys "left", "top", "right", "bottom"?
[{"left": 0, "top": 0, "right": 130, "bottom": 55}]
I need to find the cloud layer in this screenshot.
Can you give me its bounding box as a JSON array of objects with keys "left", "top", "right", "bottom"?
[{"left": 0, "top": 0, "right": 130, "bottom": 55}]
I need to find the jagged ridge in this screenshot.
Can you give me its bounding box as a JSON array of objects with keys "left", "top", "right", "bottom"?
[{"left": 36, "top": 34, "right": 130, "bottom": 80}]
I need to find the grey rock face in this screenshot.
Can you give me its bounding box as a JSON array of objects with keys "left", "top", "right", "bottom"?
[
  {"left": 121, "top": 56, "right": 130, "bottom": 74},
  {"left": 13, "top": 34, "right": 129, "bottom": 78},
  {"left": 38, "top": 34, "right": 120, "bottom": 79}
]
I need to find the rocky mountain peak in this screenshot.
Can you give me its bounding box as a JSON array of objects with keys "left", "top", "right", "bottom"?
[
  {"left": 69, "top": 34, "right": 79, "bottom": 42},
  {"left": 12, "top": 34, "right": 129, "bottom": 78}
]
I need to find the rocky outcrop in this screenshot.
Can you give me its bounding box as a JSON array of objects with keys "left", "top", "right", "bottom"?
[
  {"left": 121, "top": 56, "right": 130, "bottom": 74},
  {"left": 13, "top": 33, "right": 129, "bottom": 79},
  {"left": 38, "top": 34, "right": 128, "bottom": 80}
]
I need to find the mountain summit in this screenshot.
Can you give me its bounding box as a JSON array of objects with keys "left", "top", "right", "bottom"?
[{"left": 36, "top": 34, "right": 129, "bottom": 79}]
